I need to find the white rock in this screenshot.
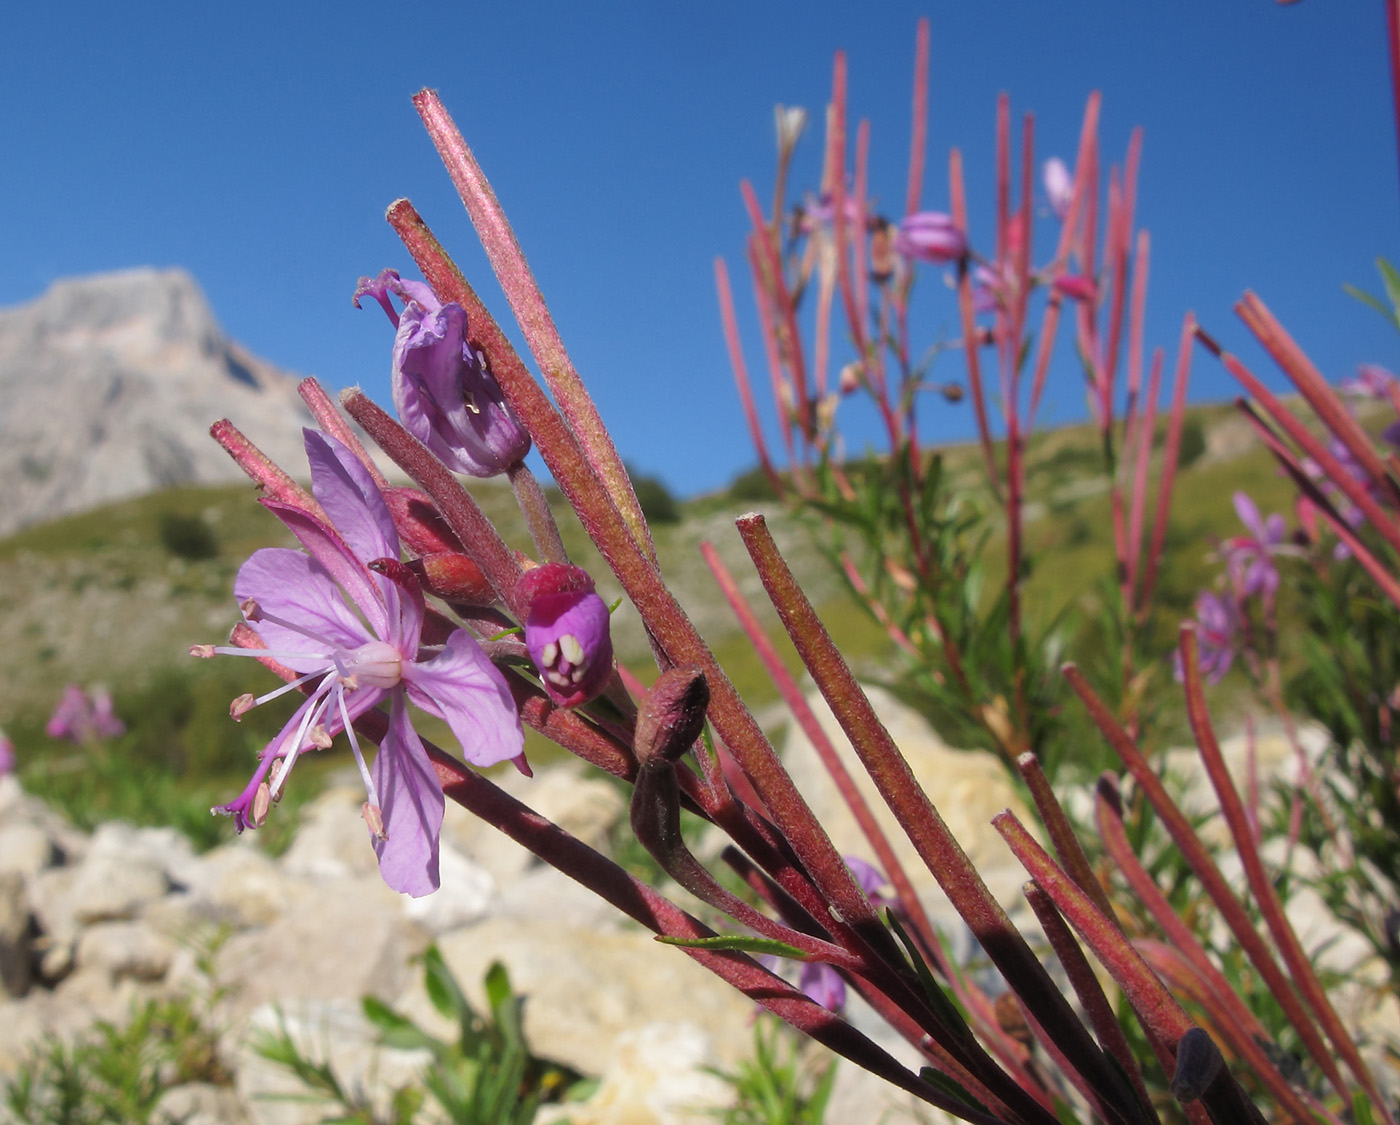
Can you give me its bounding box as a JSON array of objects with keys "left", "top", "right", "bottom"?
[
  {"left": 152, "top": 1082, "right": 249, "bottom": 1125},
  {"left": 0, "top": 822, "right": 56, "bottom": 880},
  {"left": 400, "top": 841, "right": 495, "bottom": 936},
  {"left": 557, "top": 1022, "right": 734, "bottom": 1125},
  {"left": 215, "top": 877, "right": 423, "bottom": 1024},
  {"left": 233, "top": 999, "right": 432, "bottom": 1125},
  {"left": 165, "top": 841, "right": 296, "bottom": 929},
  {"left": 409, "top": 916, "right": 754, "bottom": 1081},
  {"left": 280, "top": 784, "right": 381, "bottom": 883},
  {"left": 74, "top": 919, "right": 176, "bottom": 983}
]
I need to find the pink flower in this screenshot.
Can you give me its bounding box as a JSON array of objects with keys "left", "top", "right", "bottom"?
[
  {"left": 45, "top": 685, "right": 124, "bottom": 742},
  {"left": 895, "top": 212, "right": 968, "bottom": 264},
  {"left": 1175, "top": 592, "right": 1239, "bottom": 685},
  {"left": 517, "top": 563, "right": 614, "bottom": 708},
  {"left": 1339, "top": 363, "right": 1398, "bottom": 400},
  {"left": 0, "top": 731, "right": 13, "bottom": 777},
  {"left": 202, "top": 430, "right": 524, "bottom": 896},
  {"left": 1220, "top": 493, "right": 1288, "bottom": 604}
]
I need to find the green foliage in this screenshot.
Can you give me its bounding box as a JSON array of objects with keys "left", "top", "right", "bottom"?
[
  {"left": 157, "top": 511, "right": 219, "bottom": 560},
  {"left": 1342, "top": 256, "right": 1400, "bottom": 332},
  {"left": 2, "top": 995, "right": 230, "bottom": 1125},
  {"left": 728, "top": 464, "right": 781, "bottom": 503},
  {"left": 253, "top": 946, "right": 588, "bottom": 1125},
  {"left": 1175, "top": 416, "right": 1207, "bottom": 469},
  {"left": 626, "top": 463, "right": 682, "bottom": 524},
  {"left": 706, "top": 1019, "right": 837, "bottom": 1125}
]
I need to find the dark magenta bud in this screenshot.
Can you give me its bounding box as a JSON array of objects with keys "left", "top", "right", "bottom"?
[{"left": 516, "top": 563, "right": 614, "bottom": 708}]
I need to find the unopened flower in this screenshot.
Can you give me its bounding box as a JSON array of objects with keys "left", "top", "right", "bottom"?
[
  {"left": 1052, "top": 274, "right": 1097, "bottom": 303},
  {"left": 517, "top": 563, "right": 614, "bottom": 708},
  {"left": 354, "top": 269, "right": 530, "bottom": 477},
  {"left": 1043, "top": 157, "right": 1073, "bottom": 221},
  {"left": 773, "top": 104, "right": 807, "bottom": 161},
  {"left": 895, "top": 211, "right": 967, "bottom": 264},
  {"left": 1221, "top": 492, "right": 1288, "bottom": 604},
  {"left": 201, "top": 429, "right": 524, "bottom": 896}
]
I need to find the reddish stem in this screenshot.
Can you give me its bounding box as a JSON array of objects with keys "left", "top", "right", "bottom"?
[
  {"left": 904, "top": 18, "right": 929, "bottom": 218},
  {"left": 1137, "top": 313, "right": 1195, "bottom": 617},
  {"left": 1179, "top": 627, "right": 1392, "bottom": 1121},
  {"left": 411, "top": 90, "right": 656, "bottom": 565},
  {"left": 298, "top": 377, "right": 390, "bottom": 491},
  {"left": 1061, "top": 662, "right": 1354, "bottom": 1104},
  {"left": 735, "top": 514, "right": 1139, "bottom": 1115},
  {"left": 949, "top": 149, "right": 1002, "bottom": 497},
  {"left": 714, "top": 258, "right": 783, "bottom": 497}
]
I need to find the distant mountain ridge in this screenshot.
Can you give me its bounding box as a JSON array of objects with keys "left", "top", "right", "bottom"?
[{"left": 0, "top": 268, "right": 312, "bottom": 536}]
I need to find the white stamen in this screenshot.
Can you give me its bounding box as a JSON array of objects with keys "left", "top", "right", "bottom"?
[
  {"left": 547, "top": 670, "right": 573, "bottom": 688},
  {"left": 338, "top": 690, "right": 381, "bottom": 812},
  {"left": 542, "top": 641, "right": 559, "bottom": 667},
  {"left": 362, "top": 802, "right": 387, "bottom": 841},
  {"left": 190, "top": 644, "right": 216, "bottom": 659},
  {"left": 558, "top": 633, "right": 585, "bottom": 667},
  {"left": 230, "top": 694, "right": 256, "bottom": 720}
]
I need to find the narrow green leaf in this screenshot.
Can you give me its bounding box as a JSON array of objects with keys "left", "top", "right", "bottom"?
[
  {"left": 886, "top": 911, "right": 976, "bottom": 1046},
  {"left": 1378, "top": 257, "right": 1400, "bottom": 314},
  {"left": 918, "top": 1065, "right": 990, "bottom": 1116},
  {"left": 1343, "top": 283, "right": 1400, "bottom": 329},
  {"left": 655, "top": 934, "right": 810, "bottom": 958}
]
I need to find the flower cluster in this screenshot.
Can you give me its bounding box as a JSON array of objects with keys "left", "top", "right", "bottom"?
[{"left": 201, "top": 276, "right": 617, "bottom": 897}]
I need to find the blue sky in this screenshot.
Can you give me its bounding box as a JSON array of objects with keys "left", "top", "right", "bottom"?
[{"left": 4, "top": 2, "right": 1397, "bottom": 495}]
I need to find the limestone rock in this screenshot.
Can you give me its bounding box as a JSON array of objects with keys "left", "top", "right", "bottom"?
[
  {"left": 74, "top": 919, "right": 176, "bottom": 983},
  {"left": 152, "top": 1082, "right": 249, "bottom": 1125},
  {"left": 0, "top": 268, "right": 312, "bottom": 536},
  {"left": 416, "top": 916, "right": 754, "bottom": 1081},
  {"left": 215, "top": 877, "right": 423, "bottom": 1023},
  {"left": 780, "top": 684, "right": 1035, "bottom": 924}
]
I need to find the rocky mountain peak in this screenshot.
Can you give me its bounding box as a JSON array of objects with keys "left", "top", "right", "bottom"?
[{"left": 0, "top": 268, "right": 314, "bottom": 536}]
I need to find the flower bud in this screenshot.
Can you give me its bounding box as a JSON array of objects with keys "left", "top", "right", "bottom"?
[
  {"left": 634, "top": 666, "right": 709, "bottom": 768},
  {"left": 1043, "top": 157, "right": 1073, "bottom": 221},
  {"left": 406, "top": 552, "right": 494, "bottom": 604},
  {"left": 1052, "top": 273, "right": 1097, "bottom": 303},
  {"left": 516, "top": 563, "right": 614, "bottom": 708},
  {"left": 1169, "top": 1027, "right": 1223, "bottom": 1103},
  {"left": 895, "top": 211, "right": 968, "bottom": 264}
]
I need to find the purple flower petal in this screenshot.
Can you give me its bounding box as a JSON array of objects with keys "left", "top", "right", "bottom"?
[
  {"left": 234, "top": 548, "right": 371, "bottom": 667},
  {"left": 305, "top": 430, "right": 400, "bottom": 570},
  {"left": 371, "top": 692, "right": 445, "bottom": 898},
  {"left": 1232, "top": 492, "right": 1266, "bottom": 542},
  {"left": 403, "top": 631, "right": 525, "bottom": 768},
  {"left": 261, "top": 502, "right": 390, "bottom": 640},
  {"left": 798, "top": 962, "right": 846, "bottom": 1012}
]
